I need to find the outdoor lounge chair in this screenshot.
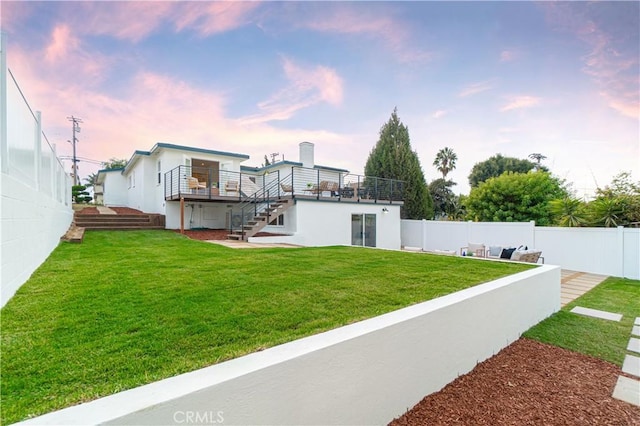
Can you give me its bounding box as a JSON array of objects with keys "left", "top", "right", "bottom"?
[
  {"left": 225, "top": 180, "right": 239, "bottom": 195},
  {"left": 281, "top": 183, "right": 293, "bottom": 194},
  {"left": 187, "top": 176, "right": 206, "bottom": 191},
  {"left": 511, "top": 250, "right": 544, "bottom": 264}
]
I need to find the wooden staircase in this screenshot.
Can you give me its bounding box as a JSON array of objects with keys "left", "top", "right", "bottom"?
[
  {"left": 73, "top": 213, "right": 166, "bottom": 231},
  {"left": 227, "top": 199, "right": 293, "bottom": 241}
]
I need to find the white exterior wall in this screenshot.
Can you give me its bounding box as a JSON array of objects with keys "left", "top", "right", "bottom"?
[
  {"left": 120, "top": 148, "right": 247, "bottom": 216},
  {"left": 252, "top": 200, "right": 401, "bottom": 250},
  {"left": 17, "top": 266, "right": 559, "bottom": 425},
  {"left": 125, "top": 158, "right": 148, "bottom": 212},
  {"left": 1, "top": 35, "right": 73, "bottom": 307},
  {"left": 102, "top": 172, "right": 127, "bottom": 207},
  {"left": 1, "top": 174, "right": 72, "bottom": 306}
]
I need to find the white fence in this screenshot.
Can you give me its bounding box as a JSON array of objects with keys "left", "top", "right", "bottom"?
[
  {"left": 17, "top": 266, "right": 559, "bottom": 425},
  {"left": 1, "top": 33, "right": 73, "bottom": 307},
  {"left": 402, "top": 219, "right": 640, "bottom": 279}
]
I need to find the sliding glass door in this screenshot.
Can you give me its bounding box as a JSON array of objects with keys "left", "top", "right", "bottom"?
[{"left": 351, "top": 214, "right": 376, "bottom": 247}]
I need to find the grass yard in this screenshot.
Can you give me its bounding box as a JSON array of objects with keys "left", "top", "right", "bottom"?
[
  {"left": 0, "top": 230, "right": 532, "bottom": 424},
  {"left": 524, "top": 276, "right": 640, "bottom": 366}
]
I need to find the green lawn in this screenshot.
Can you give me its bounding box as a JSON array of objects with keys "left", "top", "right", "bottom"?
[
  {"left": 0, "top": 231, "right": 532, "bottom": 424},
  {"left": 524, "top": 276, "right": 640, "bottom": 366}
]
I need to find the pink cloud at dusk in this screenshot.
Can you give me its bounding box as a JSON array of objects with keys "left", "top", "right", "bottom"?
[
  {"left": 237, "top": 57, "right": 343, "bottom": 126},
  {"left": 541, "top": 2, "right": 639, "bottom": 120},
  {"left": 294, "top": 4, "right": 431, "bottom": 63},
  {"left": 499, "top": 49, "right": 519, "bottom": 62},
  {"left": 458, "top": 80, "right": 494, "bottom": 98},
  {"left": 431, "top": 110, "right": 448, "bottom": 119},
  {"left": 174, "top": 2, "right": 260, "bottom": 36},
  {"left": 44, "top": 25, "right": 78, "bottom": 63},
  {"left": 500, "top": 95, "right": 541, "bottom": 112}
]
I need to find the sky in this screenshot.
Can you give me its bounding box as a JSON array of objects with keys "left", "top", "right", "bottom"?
[{"left": 2, "top": 1, "right": 639, "bottom": 197}]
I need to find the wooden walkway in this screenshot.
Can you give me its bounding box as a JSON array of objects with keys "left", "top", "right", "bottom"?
[{"left": 560, "top": 270, "right": 609, "bottom": 307}]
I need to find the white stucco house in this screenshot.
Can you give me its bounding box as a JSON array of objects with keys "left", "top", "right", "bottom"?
[{"left": 97, "top": 142, "right": 405, "bottom": 250}]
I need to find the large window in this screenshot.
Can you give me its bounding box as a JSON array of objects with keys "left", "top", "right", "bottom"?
[{"left": 351, "top": 214, "right": 376, "bottom": 247}]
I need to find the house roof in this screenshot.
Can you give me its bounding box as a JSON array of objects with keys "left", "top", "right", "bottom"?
[
  {"left": 95, "top": 167, "right": 125, "bottom": 184},
  {"left": 120, "top": 143, "right": 250, "bottom": 174}
]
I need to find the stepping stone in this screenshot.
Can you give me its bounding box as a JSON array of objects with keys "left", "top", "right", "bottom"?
[
  {"left": 633, "top": 326, "right": 640, "bottom": 337},
  {"left": 622, "top": 354, "right": 640, "bottom": 378},
  {"left": 569, "top": 306, "right": 622, "bottom": 322},
  {"left": 628, "top": 338, "right": 640, "bottom": 354},
  {"left": 636, "top": 317, "right": 640, "bottom": 326},
  {"left": 612, "top": 375, "right": 640, "bottom": 407}
]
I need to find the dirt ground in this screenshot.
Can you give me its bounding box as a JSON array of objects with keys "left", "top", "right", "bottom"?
[{"left": 390, "top": 338, "right": 640, "bottom": 425}]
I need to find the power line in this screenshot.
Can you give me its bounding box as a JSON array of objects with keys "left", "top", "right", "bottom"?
[{"left": 66, "top": 116, "right": 83, "bottom": 185}]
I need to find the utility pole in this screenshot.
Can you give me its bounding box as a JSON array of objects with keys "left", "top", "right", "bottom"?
[{"left": 67, "top": 116, "right": 82, "bottom": 185}]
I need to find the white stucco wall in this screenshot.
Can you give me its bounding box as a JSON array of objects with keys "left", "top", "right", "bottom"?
[
  {"left": 253, "top": 200, "right": 401, "bottom": 250},
  {"left": 102, "top": 171, "right": 127, "bottom": 207},
  {"left": 16, "top": 265, "right": 560, "bottom": 425},
  {"left": 1, "top": 173, "right": 72, "bottom": 307}
]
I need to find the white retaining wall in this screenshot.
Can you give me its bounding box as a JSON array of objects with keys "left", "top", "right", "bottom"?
[
  {"left": 1, "top": 34, "right": 73, "bottom": 307},
  {"left": 18, "top": 265, "right": 559, "bottom": 425},
  {"left": 402, "top": 220, "right": 640, "bottom": 279}
]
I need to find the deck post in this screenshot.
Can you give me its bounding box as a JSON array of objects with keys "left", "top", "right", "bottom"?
[{"left": 180, "top": 197, "right": 184, "bottom": 234}]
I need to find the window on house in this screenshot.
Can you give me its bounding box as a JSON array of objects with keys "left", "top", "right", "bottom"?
[
  {"left": 157, "top": 160, "right": 162, "bottom": 185},
  {"left": 269, "top": 214, "right": 284, "bottom": 226}
]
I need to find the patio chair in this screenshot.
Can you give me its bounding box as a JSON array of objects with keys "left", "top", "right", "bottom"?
[
  {"left": 225, "top": 180, "right": 239, "bottom": 195},
  {"left": 460, "top": 242, "right": 486, "bottom": 257},
  {"left": 281, "top": 183, "right": 293, "bottom": 194},
  {"left": 187, "top": 176, "right": 206, "bottom": 191}
]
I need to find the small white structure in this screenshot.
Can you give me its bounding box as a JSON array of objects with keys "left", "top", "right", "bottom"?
[{"left": 98, "top": 142, "right": 404, "bottom": 250}]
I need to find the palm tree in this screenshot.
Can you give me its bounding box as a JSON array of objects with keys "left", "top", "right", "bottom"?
[
  {"left": 590, "top": 197, "right": 623, "bottom": 227},
  {"left": 528, "top": 153, "right": 547, "bottom": 171},
  {"left": 549, "top": 197, "right": 586, "bottom": 227},
  {"left": 433, "top": 147, "right": 457, "bottom": 179},
  {"left": 84, "top": 172, "right": 98, "bottom": 190}
]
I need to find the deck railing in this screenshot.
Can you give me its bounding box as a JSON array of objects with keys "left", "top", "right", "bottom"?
[{"left": 164, "top": 165, "right": 405, "bottom": 203}]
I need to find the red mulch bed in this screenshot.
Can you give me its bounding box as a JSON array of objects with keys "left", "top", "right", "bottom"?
[
  {"left": 76, "top": 206, "right": 99, "bottom": 215},
  {"left": 76, "top": 207, "right": 145, "bottom": 215},
  {"left": 390, "top": 338, "right": 640, "bottom": 425}
]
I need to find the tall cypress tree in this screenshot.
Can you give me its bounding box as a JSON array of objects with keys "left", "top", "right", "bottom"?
[{"left": 365, "top": 108, "right": 433, "bottom": 219}]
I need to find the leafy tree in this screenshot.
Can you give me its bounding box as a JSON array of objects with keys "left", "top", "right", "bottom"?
[
  {"left": 549, "top": 197, "right": 587, "bottom": 227},
  {"left": 429, "top": 178, "right": 456, "bottom": 219},
  {"left": 586, "top": 171, "right": 640, "bottom": 227},
  {"left": 466, "top": 171, "right": 567, "bottom": 225},
  {"left": 468, "top": 154, "right": 539, "bottom": 188},
  {"left": 365, "top": 108, "right": 433, "bottom": 219},
  {"left": 528, "top": 153, "right": 547, "bottom": 171},
  {"left": 102, "top": 158, "right": 127, "bottom": 169},
  {"left": 72, "top": 185, "right": 92, "bottom": 204},
  {"left": 433, "top": 147, "right": 457, "bottom": 179}
]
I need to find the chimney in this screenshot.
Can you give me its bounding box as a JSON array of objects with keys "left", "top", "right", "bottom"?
[{"left": 299, "top": 142, "right": 314, "bottom": 168}]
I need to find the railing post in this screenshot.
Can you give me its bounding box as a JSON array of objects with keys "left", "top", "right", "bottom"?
[
  {"left": 291, "top": 167, "right": 295, "bottom": 197},
  {"left": 316, "top": 169, "right": 320, "bottom": 200},
  {"left": 239, "top": 171, "right": 242, "bottom": 201}
]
